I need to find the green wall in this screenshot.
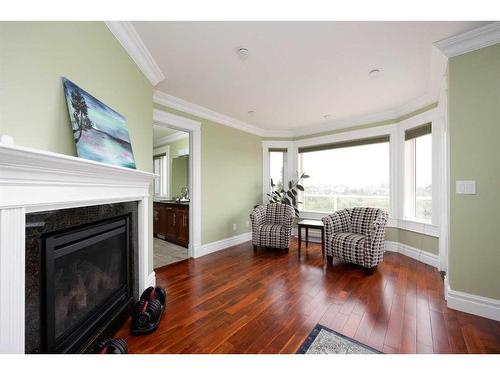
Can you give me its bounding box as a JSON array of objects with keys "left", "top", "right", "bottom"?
[
  {"left": 385, "top": 227, "right": 439, "bottom": 255},
  {"left": 0, "top": 22, "right": 155, "bottom": 271},
  {"left": 154, "top": 136, "right": 190, "bottom": 197},
  {"left": 154, "top": 104, "right": 263, "bottom": 245},
  {"left": 448, "top": 43, "right": 500, "bottom": 300}
]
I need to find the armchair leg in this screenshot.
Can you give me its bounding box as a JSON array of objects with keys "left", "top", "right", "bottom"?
[
  {"left": 326, "top": 255, "right": 333, "bottom": 265},
  {"left": 364, "top": 266, "right": 377, "bottom": 275},
  {"left": 253, "top": 245, "right": 257, "bottom": 252}
]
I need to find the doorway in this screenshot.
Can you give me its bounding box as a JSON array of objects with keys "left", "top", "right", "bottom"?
[
  {"left": 153, "top": 125, "right": 190, "bottom": 268},
  {"left": 152, "top": 109, "right": 201, "bottom": 268}
]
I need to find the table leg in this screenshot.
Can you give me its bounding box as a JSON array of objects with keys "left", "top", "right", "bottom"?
[
  {"left": 305, "top": 227, "right": 309, "bottom": 248},
  {"left": 298, "top": 225, "right": 302, "bottom": 257}
]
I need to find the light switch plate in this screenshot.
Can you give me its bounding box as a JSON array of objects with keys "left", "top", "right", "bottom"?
[{"left": 456, "top": 180, "right": 476, "bottom": 194}]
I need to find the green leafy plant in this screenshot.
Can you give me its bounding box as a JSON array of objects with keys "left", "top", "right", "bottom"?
[{"left": 267, "top": 173, "right": 310, "bottom": 216}]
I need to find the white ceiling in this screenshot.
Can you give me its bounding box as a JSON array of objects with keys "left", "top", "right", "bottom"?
[{"left": 134, "top": 21, "right": 488, "bottom": 131}]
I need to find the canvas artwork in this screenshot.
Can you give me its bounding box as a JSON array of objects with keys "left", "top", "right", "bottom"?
[{"left": 62, "top": 77, "right": 136, "bottom": 169}]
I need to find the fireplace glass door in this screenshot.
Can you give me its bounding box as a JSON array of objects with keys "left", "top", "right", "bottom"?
[{"left": 43, "top": 217, "right": 130, "bottom": 353}]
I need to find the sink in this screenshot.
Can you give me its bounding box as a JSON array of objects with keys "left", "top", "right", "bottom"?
[{"left": 154, "top": 198, "right": 189, "bottom": 204}]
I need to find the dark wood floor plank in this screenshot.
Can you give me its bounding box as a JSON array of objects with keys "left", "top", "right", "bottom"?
[{"left": 114, "top": 239, "right": 500, "bottom": 354}]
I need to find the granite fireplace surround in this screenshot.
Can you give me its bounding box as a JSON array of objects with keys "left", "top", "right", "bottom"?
[
  {"left": 0, "top": 140, "right": 157, "bottom": 353},
  {"left": 25, "top": 202, "right": 138, "bottom": 353}
]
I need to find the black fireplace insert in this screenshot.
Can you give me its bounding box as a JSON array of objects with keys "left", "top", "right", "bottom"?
[{"left": 42, "top": 216, "right": 131, "bottom": 353}]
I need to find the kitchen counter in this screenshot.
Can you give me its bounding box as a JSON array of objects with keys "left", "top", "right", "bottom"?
[{"left": 153, "top": 198, "right": 190, "bottom": 206}]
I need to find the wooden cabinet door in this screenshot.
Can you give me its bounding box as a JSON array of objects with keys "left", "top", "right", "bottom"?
[
  {"left": 157, "top": 205, "right": 168, "bottom": 238},
  {"left": 164, "top": 207, "right": 177, "bottom": 242},
  {"left": 176, "top": 208, "right": 189, "bottom": 248},
  {"left": 153, "top": 204, "right": 160, "bottom": 236}
]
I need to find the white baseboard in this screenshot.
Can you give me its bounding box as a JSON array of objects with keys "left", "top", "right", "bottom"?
[
  {"left": 444, "top": 276, "right": 500, "bottom": 322},
  {"left": 146, "top": 271, "right": 156, "bottom": 288},
  {"left": 291, "top": 231, "right": 439, "bottom": 268},
  {"left": 385, "top": 241, "right": 439, "bottom": 268},
  {"left": 195, "top": 232, "right": 252, "bottom": 258}
]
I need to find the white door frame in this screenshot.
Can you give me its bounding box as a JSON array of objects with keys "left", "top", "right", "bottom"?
[{"left": 153, "top": 109, "right": 202, "bottom": 258}]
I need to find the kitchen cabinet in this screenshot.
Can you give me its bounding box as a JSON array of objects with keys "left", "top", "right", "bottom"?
[{"left": 153, "top": 202, "right": 189, "bottom": 248}]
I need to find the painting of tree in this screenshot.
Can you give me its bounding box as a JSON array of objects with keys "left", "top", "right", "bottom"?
[
  {"left": 70, "top": 88, "right": 93, "bottom": 143},
  {"left": 62, "top": 77, "right": 136, "bottom": 169}
]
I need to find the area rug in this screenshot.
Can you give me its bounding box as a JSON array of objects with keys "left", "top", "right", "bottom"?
[{"left": 297, "top": 324, "right": 381, "bottom": 354}]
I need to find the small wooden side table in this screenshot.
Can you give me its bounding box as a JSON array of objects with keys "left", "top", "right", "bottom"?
[{"left": 297, "top": 219, "right": 325, "bottom": 258}]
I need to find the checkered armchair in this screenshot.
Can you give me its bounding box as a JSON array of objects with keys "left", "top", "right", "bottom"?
[
  {"left": 322, "top": 207, "right": 388, "bottom": 268},
  {"left": 250, "top": 203, "right": 295, "bottom": 251}
]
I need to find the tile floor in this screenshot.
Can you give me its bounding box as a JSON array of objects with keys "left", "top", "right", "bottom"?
[{"left": 153, "top": 237, "right": 189, "bottom": 269}]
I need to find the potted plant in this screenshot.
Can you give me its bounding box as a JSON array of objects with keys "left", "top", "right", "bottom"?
[{"left": 267, "top": 173, "right": 309, "bottom": 216}]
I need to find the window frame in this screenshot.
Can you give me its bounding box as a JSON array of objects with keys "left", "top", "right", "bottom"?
[
  {"left": 297, "top": 139, "right": 391, "bottom": 214},
  {"left": 153, "top": 148, "right": 170, "bottom": 197},
  {"left": 294, "top": 125, "right": 398, "bottom": 220},
  {"left": 404, "top": 130, "right": 433, "bottom": 223},
  {"left": 399, "top": 116, "right": 439, "bottom": 230},
  {"left": 262, "top": 107, "right": 443, "bottom": 238},
  {"left": 269, "top": 148, "right": 288, "bottom": 191}
]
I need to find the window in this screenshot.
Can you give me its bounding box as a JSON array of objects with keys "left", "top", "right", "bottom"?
[
  {"left": 404, "top": 123, "right": 432, "bottom": 222},
  {"left": 298, "top": 137, "right": 390, "bottom": 212},
  {"left": 153, "top": 154, "right": 169, "bottom": 196},
  {"left": 269, "top": 149, "right": 287, "bottom": 191}
]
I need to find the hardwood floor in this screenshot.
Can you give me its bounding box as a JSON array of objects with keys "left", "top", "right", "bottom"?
[{"left": 116, "top": 239, "right": 500, "bottom": 354}]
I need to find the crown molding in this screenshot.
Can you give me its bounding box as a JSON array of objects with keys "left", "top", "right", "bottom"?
[
  {"left": 153, "top": 127, "right": 189, "bottom": 148},
  {"left": 154, "top": 90, "right": 266, "bottom": 137},
  {"left": 154, "top": 89, "right": 440, "bottom": 139},
  {"left": 291, "top": 107, "right": 400, "bottom": 138},
  {"left": 105, "top": 21, "right": 165, "bottom": 86},
  {"left": 434, "top": 22, "right": 500, "bottom": 58},
  {"left": 290, "top": 93, "right": 437, "bottom": 139}
]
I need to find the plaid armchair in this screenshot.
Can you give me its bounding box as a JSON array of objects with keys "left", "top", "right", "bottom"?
[
  {"left": 322, "top": 207, "right": 388, "bottom": 268},
  {"left": 250, "top": 203, "right": 295, "bottom": 252}
]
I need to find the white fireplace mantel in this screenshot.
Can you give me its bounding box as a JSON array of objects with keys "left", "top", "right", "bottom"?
[{"left": 0, "top": 141, "right": 157, "bottom": 353}]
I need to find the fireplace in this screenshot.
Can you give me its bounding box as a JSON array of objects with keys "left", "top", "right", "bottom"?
[
  {"left": 0, "top": 141, "right": 156, "bottom": 353},
  {"left": 43, "top": 217, "right": 130, "bottom": 353},
  {"left": 25, "top": 203, "right": 138, "bottom": 353}
]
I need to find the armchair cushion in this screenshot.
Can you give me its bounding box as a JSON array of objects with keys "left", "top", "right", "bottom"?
[
  {"left": 330, "top": 233, "right": 366, "bottom": 265},
  {"left": 258, "top": 224, "right": 290, "bottom": 248}
]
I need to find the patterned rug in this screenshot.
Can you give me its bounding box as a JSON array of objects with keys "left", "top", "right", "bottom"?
[{"left": 297, "top": 324, "right": 381, "bottom": 354}]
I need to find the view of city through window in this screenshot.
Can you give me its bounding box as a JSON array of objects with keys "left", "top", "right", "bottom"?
[
  {"left": 415, "top": 133, "right": 432, "bottom": 221},
  {"left": 269, "top": 150, "right": 285, "bottom": 191},
  {"left": 299, "top": 142, "right": 390, "bottom": 212}
]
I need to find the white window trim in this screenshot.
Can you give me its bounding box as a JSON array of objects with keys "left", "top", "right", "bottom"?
[
  {"left": 398, "top": 108, "right": 442, "bottom": 229},
  {"left": 261, "top": 108, "right": 443, "bottom": 239},
  {"left": 153, "top": 147, "right": 170, "bottom": 198},
  {"left": 262, "top": 140, "right": 295, "bottom": 202}
]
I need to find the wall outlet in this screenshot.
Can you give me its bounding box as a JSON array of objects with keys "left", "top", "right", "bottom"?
[{"left": 233, "top": 223, "right": 237, "bottom": 231}]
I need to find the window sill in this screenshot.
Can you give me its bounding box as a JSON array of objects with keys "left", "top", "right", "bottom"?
[{"left": 299, "top": 211, "right": 439, "bottom": 237}]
